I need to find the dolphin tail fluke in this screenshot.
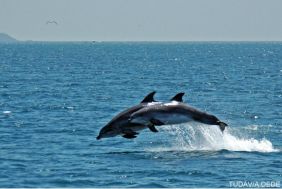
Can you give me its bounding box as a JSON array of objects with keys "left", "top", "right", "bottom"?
[{"left": 218, "top": 121, "right": 228, "bottom": 132}]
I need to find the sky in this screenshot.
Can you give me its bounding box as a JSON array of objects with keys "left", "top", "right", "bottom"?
[{"left": 0, "top": 0, "right": 282, "bottom": 41}]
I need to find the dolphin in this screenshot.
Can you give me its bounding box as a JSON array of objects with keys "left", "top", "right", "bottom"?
[
  {"left": 129, "top": 93, "right": 228, "bottom": 132},
  {"left": 96, "top": 92, "right": 185, "bottom": 140}
]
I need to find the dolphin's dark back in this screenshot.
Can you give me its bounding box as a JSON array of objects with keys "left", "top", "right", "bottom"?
[
  {"left": 105, "top": 103, "right": 147, "bottom": 126},
  {"left": 103, "top": 91, "right": 157, "bottom": 127}
]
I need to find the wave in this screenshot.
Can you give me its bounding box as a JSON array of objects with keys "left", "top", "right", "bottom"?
[{"left": 148, "top": 124, "right": 278, "bottom": 153}]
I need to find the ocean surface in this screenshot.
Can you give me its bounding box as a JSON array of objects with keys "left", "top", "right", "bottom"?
[{"left": 0, "top": 42, "right": 281, "bottom": 187}]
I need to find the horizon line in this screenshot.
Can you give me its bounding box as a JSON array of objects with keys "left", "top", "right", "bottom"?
[{"left": 5, "top": 40, "right": 282, "bottom": 43}]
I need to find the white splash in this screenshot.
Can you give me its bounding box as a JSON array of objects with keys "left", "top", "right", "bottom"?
[
  {"left": 3, "top": 110, "right": 12, "bottom": 115},
  {"left": 245, "top": 125, "right": 258, "bottom": 131},
  {"left": 150, "top": 124, "right": 278, "bottom": 153}
]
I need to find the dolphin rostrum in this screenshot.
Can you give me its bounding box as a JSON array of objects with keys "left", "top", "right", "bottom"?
[
  {"left": 129, "top": 93, "right": 228, "bottom": 132},
  {"left": 96, "top": 92, "right": 186, "bottom": 140}
]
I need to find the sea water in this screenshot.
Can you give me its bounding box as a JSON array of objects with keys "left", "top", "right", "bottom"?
[{"left": 0, "top": 42, "right": 281, "bottom": 187}]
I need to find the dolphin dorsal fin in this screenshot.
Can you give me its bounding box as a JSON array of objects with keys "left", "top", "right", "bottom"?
[
  {"left": 170, "top": 92, "right": 185, "bottom": 102},
  {"left": 141, "top": 91, "right": 156, "bottom": 103}
]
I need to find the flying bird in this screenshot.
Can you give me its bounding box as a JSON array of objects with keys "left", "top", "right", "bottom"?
[{"left": 46, "top": 20, "right": 58, "bottom": 25}]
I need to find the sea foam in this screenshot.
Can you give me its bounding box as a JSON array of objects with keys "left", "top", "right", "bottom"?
[{"left": 150, "top": 124, "right": 278, "bottom": 153}]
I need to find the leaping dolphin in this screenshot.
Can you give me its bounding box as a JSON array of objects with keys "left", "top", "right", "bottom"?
[
  {"left": 129, "top": 93, "right": 228, "bottom": 132},
  {"left": 96, "top": 92, "right": 185, "bottom": 140}
]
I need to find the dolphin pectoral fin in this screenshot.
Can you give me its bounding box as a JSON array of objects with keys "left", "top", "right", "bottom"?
[
  {"left": 121, "top": 129, "right": 138, "bottom": 139},
  {"left": 150, "top": 118, "right": 164, "bottom": 126},
  {"left": 217, "top": 121, "right": 228, "bottom": 132},
  {"left": 148, "top": 124, "right": 158, "bottom": 132},
  {"left": 141, "top": 91, "right": 156, "bottom": 103},
  {"left": 170, "top": 92, "right": 185, "bottom": 102},
  {"left": 122, "top": 129, "right": 138, "bottom": 135},
  {"left": 122, "top": 134, "right": 137, "bottom": 139}
]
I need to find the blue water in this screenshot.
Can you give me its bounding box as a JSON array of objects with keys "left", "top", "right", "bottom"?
[{"left": 0, "top": 42, "right": 281, "bottom": 187}]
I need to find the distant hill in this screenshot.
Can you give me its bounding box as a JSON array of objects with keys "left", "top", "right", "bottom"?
[{"left": 0, "top": 33, "right": 18, "bottom": 43}]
